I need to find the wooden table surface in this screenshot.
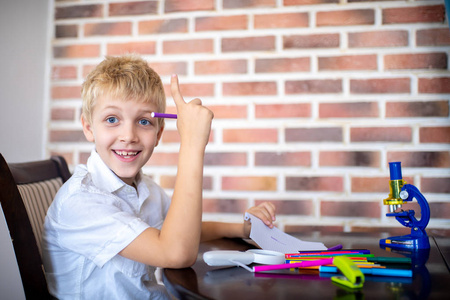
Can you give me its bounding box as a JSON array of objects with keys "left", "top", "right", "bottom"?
[{"left": 163, "top": 232, "right": 450, "bottom": 300}]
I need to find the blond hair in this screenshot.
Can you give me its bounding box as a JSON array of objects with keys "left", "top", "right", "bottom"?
[{"left": 81, "top": 55, "right": 166, "bottom": 128}]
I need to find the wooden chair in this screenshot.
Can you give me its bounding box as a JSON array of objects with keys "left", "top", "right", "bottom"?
[{"left": 0, "top": 153, "right": 71, "bottom": 299}]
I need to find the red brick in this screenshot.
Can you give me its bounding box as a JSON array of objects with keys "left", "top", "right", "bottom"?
[
  {"left": 222, "top": 81, "right": 277, "bottom": 96},
  {"left": 317, "top": 9, "right": 374, "bottom": 26},
  {"left": 55, "top": 25, "right": 78, "bottom": 38},
  {"left": 161, "top": 175, "right": 213, "bottom": 190},
  {"left": 139, "top": 19, "right": 188, "bottom": 35},
  {"left": 164, "top": 82, "right": 215, "bottom": 97},
  {"left": 254, "top": 12, "right": 308, "bottom": 29},
  {"left": 351, "top": 226, "right": 410, "bottom": 236},
  {"left": 321, "top": 201, "right": 381, "bottom": 218},
  {"left": 350, "top": 78, "right": 410, "bottom": 94},
  {"left": 285, "top": 127, "right": 342, "bottom": 142},
  {"left": 284, "top": 0, "right": 338, "bottom": 5},
  {"left": 319, "top": 55, "right": 377, "bottom": 71},
  {"left": 284, "top": 34, "right": 339, "bottom": 49},
  {"left": 320, "top": 151, "right": 380, "bottom": 167},
  {"left": 421, "top": 177, "right": 450, "bottom": 193},
  {"left": 255, "top": 152, "right": 310, "bottom": 166},
  {"left": 255, "top": 57, "right": 310, "bottom": 73},
  {"left": 204, "top": 152, "right": 247, "bottom": 166},
  {"left": 163, "top": 39, "right": 213, "bottom": 54},
  {"left": 286, "top": 79, "right": 342, "bottom": 94},
  {"left": 55, "top": 4, "right": 103, "bottom": 19},
  {"left": 209, "top": 105, "right": 248, "bottom": 119},
  {"left": 223, "top": 128, "right": 278, "bottom": 143},
  {"left": 351, "top": 176, "right": 414, "bottom": 193},
  {"left": 161, "top": 127, "right": 215, "bottom": 144},
  {"left": 416, "top": 28, "right": 450, "bottom": 46},
  {"left": 222, "top": 176, "right": 277, "bottom": 191},
  {"left": 319, "top": 102, "right": 378, "bottom": 118},
  {"left": 52, "top": 66, "right": 77, "bottom": 80},
  {"left": 419, "top": 77, "right": 450, "bottom": 94},
  {"left": 165, "top": 0, "right": 214, "bottom": 12},
  {"left": 79, "top": 152, "right": 90, "bottom": 164},
  {"left": 51, "top": 108, "right": 75, "bottom": 121},
  {"left": 196, "top": 15, "right": 247, "bottom": 31},
  {"left": 53, "top": 44, "right": 100, "bottom": 58},
  {"left": 147, "top": 61, "right": 187, "bottom": 76},
  {"left": 352, "top": 177, "right": 389, "bottom": 193},
  {"left": 420, "top": 127, "right": 450, "bottom": 143},
  {"left": 51, "top": 86, "right": 81, "bottom": 99},
  {"left": 222, "top": 36, "right": 275, "bottom": 52},
  {"left": 349, "top": 30, "right": 408, "bottom": 48},
  {"left": 203, "top": 199, "right": 248, "bottom": 213},
  {"left": 351, "top": 127, "right": 412, "bottom": 142},
  {"left": 109, "top": 1, "right": 158, "bottom": 16},
  {"left": 383, "top": 5, "right": 445, "bottom": 24},
  {"left": 387, "top": 151, "right": 450, "bottom": 168},
  {"left": 386, "top": 101, "right": 449, "bottom": 118},
  {"left": 50, "top": 151, "right": 74, "bottom": 166},
  {"left": 107, "top": 41, "right": 156, "bottom": 56},
  {"left": 49, "top": 130, "right": 86, "bottom": 142},
  {"left": 195, "top": 59, "right": 247, "bottom": 75},
  {"left": 429, "top": 202, "right": 450, "bottom": 219},
  {"left": 84, "top": 22, "right": 131, "bottom": 36},
  {"left": 255, "top": 199, "right": 313, "bottom": 216},
  {"left": 223, "top": 0, "right": 276, "bottom": 9},
  {"left": 286, "top": 176, "right": 343, "bottom": 192},
  {"left": 255, "top": 103, "right": 311, "bottom": 118},
  {"left": 384, "top": 53, "right": 447, "bottom": 70},
  {"left": 146, "top": 152, "right": 178, "bottom": 166},
  {"left": 284, "top": 225, "right": 344, "bottom": 234}
]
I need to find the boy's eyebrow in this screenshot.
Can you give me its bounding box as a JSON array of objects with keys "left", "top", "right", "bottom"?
[{"left": 101, "top": 105, "right": 154, "bottom": 115}]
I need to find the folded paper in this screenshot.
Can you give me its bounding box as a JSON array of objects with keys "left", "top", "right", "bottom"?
[{"left": 245, "top": 213, "right": 327, "bottom": 253}]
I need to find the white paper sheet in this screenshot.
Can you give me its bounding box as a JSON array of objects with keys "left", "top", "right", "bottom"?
[{"left": 245, "top": 213, "right": 327, "bottom": 253}]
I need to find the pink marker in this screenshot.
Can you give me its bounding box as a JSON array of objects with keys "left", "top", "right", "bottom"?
[
  {"left": 253, "top": 258, "right": 334, "bottom": 272},
  {"left": 151, "top": 112, "right": 177, "bottom": 119}
]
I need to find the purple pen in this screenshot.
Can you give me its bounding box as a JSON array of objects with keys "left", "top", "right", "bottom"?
[{"left": 151, "top": 112, "right": 177, "bottom": 119}]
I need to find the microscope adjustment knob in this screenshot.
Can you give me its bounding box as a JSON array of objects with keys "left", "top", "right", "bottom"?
[{"left": 400, "top": 190, "right": 409, "bottom": 200}]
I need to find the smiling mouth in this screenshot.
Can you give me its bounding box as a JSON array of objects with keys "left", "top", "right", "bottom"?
[{"left": 113, "top": 150, "right": 140, "bottom": 158}]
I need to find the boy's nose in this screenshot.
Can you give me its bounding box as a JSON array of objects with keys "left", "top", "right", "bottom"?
[{"left": 119, "top": 123, "right": 138, "bottom": 143}]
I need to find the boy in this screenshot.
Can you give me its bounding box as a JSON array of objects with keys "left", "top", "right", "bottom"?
[{"left": 42, "top": 55, "right": 276, "bottom": 299}]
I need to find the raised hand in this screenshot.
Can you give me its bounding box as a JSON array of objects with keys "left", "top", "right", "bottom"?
[{"left": 171, "top": 74, "right": 213, "bottom": 149}]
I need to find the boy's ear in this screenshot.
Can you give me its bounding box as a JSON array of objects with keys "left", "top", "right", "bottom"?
[
  {"left": 155, "top": 124, "right": 164, "bottom": 147},
  {"left": 81, "top": 115, "right": 95, "bottom": 142}
]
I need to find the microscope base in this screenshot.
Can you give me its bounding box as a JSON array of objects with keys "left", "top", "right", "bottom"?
[{"left": 380, "top": 234, "right": 430, "bottom": 250}]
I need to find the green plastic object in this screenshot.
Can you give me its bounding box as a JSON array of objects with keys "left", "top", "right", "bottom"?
[{"left": 331, "top": 256, "right": 365, "bottom": 289}]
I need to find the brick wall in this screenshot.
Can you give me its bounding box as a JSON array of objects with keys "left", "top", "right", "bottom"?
[{"left": 49, "top": 0, "right": 450, "bottom": 236}]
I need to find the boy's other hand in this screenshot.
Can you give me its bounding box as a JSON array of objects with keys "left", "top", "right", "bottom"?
[
  {"left": 171, "top": 74, "right": 213, "bottom": 148},
  {"left": 243, "top": 202, "right": 276, "bottom": 238}
]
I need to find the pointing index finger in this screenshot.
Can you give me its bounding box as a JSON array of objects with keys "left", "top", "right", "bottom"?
[{"left": 170, "top": 74, "right": 185, "bottom": 106}]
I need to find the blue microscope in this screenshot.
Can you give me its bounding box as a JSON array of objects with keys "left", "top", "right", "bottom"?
[{"left": 379, "top": 162, "right": 431, "bottom": 249}]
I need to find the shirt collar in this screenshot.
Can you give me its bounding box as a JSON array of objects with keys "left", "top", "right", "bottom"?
[
  {"left": 86, "top": 150, "right": 150, "bottom": 205},
  {"left": 87, "top": 150, "right": 127, "bottom": 193}
]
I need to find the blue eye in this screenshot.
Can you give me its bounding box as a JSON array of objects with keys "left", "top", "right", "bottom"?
[
  {"left": 106, "top": 117, "right": 118, "bottom": 124},
  {"left": 139, "top": 119, "right": 151, "bottom": 126}
]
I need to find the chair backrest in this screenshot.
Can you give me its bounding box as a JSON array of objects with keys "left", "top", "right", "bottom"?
[{"left": 0, "top": 153, "right": 71, "bottom": 300}]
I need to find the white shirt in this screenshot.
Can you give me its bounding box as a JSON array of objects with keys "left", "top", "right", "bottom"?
[{"left": 42, "top": 151, "right": 171, "bottom": 299}]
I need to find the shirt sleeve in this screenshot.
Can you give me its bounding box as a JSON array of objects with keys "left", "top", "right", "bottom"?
[{"left": 54, "top": 190, "right": 150, "bottom": 268}]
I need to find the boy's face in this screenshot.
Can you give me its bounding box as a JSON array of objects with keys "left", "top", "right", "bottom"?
[{"left": 82, "top": 94, "right": 164, "bottom": 186}]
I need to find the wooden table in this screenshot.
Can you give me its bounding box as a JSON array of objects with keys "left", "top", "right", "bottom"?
[{"left": 163, "top": 232, "right": 450, "bottom": 299}]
